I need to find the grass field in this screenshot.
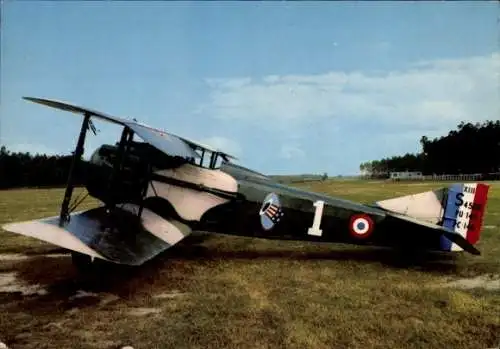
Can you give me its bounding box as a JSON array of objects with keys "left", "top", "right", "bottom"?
[{"left": 0, "top": 181, "right": 499, "bottom": 349}]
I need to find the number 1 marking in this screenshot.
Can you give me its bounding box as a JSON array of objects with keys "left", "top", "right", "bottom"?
[{"left": 307, "top": 200, "right": 325, "bottom": 236}]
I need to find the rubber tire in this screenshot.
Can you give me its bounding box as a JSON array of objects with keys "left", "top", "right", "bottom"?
[{"left": 71, "top": 252, "right": 96, "bottom": 274}]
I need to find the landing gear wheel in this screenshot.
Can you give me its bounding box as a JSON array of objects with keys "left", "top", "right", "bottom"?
[
  {"left": 71, "top": 252, "right": 96, "bottom": 274},
  {"left": 71, "top": 252, "right": 113, "bottom": 289},
  {"left": 71, "top": 252, "right": 123, "bottom": 289}
]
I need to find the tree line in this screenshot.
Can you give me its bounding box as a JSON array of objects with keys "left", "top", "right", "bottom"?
[
  {"left": 360, "top": 120, "right": 500, "bottom": 177},
  {"left": 0, "top": 146, "right": 90, "bottom": 189},
  {"left": 1, "top": 120, "right": 499, "bottom": 189}
]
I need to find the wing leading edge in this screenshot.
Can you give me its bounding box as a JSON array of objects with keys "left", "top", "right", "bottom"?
[
  {"left": 22, "top": 96, "right": 219, "bottom": 160},
  {"left": 23, "top": 97, "right": 130, "bottom": 125}
]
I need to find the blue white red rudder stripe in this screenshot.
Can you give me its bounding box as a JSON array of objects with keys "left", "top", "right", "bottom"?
[{"left": 440, "top": 183, "right": 490, "bottom": 252}]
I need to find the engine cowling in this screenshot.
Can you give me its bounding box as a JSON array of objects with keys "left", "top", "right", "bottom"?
[
  {"left": 85, "top": 142, "right": 188, "bottom": 205},
  {"left": 86, "top": 144, "right": 147, "bottom": 204}
]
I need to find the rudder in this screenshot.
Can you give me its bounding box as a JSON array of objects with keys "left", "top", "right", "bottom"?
[{"left": 440, "top": 183, "right": 489, "bottom": 251}]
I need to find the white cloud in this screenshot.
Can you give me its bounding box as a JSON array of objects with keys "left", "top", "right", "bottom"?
[
  {"left": 280, "top": 144, "right": 305, "bottom": 159},
  {"left": 198, "top": 136, "right": 242, "bottom": 157},
  {"left": 200, "top": 53, "right": 499, "bottom": 133}
]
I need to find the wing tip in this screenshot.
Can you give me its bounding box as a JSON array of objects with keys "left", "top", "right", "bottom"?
[{"left": 22, "top": 96, "right": 39, "bottom": 102}]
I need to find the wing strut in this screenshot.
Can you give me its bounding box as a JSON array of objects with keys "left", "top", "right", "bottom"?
[
  {"left": 106, "top": 126, "right": 133, "bottom": 210},
  {"left": 59, "top": 112, "right": 91, "bottom": 226},
  {"left": 209, "top": 152, "right": 217, "bottom": 169},
  {"left": 137, "top": 162, "right": 153, "bottom": 219}
]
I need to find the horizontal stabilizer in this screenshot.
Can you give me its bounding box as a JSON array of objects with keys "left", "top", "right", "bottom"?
[
  {"left": 441, "top": 230, "right": 480, "bottom": 255},
  {"left": 2, "top": 205, "right": 192, "bottom": 265},
  {"left": 386, "top": 211, "right": 480, "bottom": 255}
]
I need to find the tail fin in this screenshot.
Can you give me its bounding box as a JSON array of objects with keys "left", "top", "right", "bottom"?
[
  {"left": 439, "top": 183, "right": 489, "bottom": 251},
  {"left": 375, "top": 183, "right": 490, "bottom": 252}
]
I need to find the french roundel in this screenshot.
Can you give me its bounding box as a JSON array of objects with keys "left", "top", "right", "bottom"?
[{"left": 349, "top": 214, "right": 374, "bottom": 239}]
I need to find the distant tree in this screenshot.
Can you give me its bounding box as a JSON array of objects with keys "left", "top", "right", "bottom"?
[
  {"left": 360, "top": 120, "right": 500, "bottom": 176},
  {"left": 0, "top": 145, "right": 90, "bottom": 189}
]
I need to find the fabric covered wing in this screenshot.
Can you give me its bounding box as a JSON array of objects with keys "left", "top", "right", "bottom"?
[
  {"left": 23, "top": 96, "right": 200, "bottom": 160},
  {"left": 124, "top": 122, "right": 200, "bottom": 159},
  {"left": 2, "top": 205, "right": 192, "bottom": 265},
  {"left": 23, "top": 97, "right": 130, "bottom": 125}
]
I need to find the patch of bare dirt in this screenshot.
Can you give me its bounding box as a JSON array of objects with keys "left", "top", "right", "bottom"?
[
  {"left": 441, "top": 274, "right": 500, "bottom": 291},
  {"left": 70, "top": 290, "right": 99, "bottom": 298},
  {"left": 0, "top": 253, "right": 68, "bottom": 261},
  {"left": 0, "top": 254, "right": 30, "bottom": 261},
  {"left": 0, "top": 272, "right": 48, "bottom": 295},
  {"left": 153, "top": 290, "right": 187, "bottom": 299},
  {"left": 65, "top": 290, "right": 121, "bottom": 308},
  {"left": 127, "top": 307, "right": 162, "bottom": 316}
]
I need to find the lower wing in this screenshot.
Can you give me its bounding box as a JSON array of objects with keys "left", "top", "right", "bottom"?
[{"left": 1, "top": 204, "right": 191, "bottom": 265}]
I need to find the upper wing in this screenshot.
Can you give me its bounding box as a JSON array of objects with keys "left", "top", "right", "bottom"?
[
  {"left": 23, "top": 97, "right": 130, "bottom": 125},
  {"left": 24, "top": 96, "right": 240, "bottom": 161},
  {"left": 124, "top": 122, "right": 200, "bottom": 160},
  {"left": 23, "top": 96, "right": 203, "bottom": 160}
]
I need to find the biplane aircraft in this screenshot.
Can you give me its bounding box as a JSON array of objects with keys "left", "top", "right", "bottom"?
[{"left": 1, "top": 97, "right": 491, "bottom": 270}]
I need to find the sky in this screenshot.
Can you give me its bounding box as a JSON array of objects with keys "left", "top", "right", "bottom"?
[{"left": 1, "top": 1, "right": 499, "bottom": 175}]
